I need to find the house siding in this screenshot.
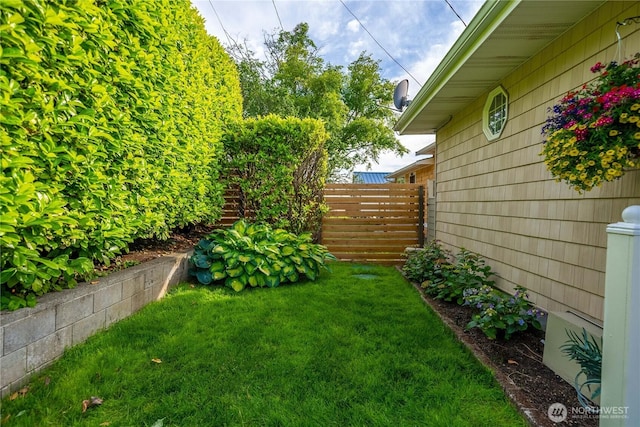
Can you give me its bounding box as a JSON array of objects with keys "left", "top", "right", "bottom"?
[
  {"left": 396, "top": 166, "right": 435, "bottom": 187},
  {"left": 434, "top": 1, "right": 640, "bottom": 322}
]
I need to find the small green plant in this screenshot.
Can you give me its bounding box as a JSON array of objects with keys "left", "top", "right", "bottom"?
[
  {"left": 422, "top": 249, "right": 495, "bottom": 305},
  {"left": 464, "top": 285, "right": 543, "bottom": 340},
  {"left": 402, "top": 240, "right": 452, "bottom": 285},
  {"left": 189, "top": 220, "right": 336, "bottom": 291},
  {"left": 560, "top": 328, "right": 602, "bottom": 410}
]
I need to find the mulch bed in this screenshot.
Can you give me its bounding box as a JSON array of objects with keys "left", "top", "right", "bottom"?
[
  {"left": 408, "top": 280, "right": 599, "bottom": 427},
  {"left": 104, "top": 227, "right": 598, "bottom": 426},
  {"left": 93, "top": 224, "right": 215, "bottom": 275}
]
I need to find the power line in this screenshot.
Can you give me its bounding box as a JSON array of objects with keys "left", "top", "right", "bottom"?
[
  {"left": 207, "top": 0, "right": 233, "bottom": 47},
  {"left": 272, "top": 0, "right": 284, "bottom": 31},
  {"left": 444, "top": 0, "right": 467, "bottom": 27},
  {"left": 338, "top": 0, "right": 422, "bottom": 87}
]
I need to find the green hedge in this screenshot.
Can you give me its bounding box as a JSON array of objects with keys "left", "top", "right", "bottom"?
[
  {"left": 0, "top": 0, "right": 242, "bottom": 309},
  {"left": 221, "top": 114, "right": 328, "bottom": 236}
]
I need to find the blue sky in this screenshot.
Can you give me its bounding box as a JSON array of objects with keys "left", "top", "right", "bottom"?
[{"left": 190, "top": 0, "right": 484, "bottom": 173}]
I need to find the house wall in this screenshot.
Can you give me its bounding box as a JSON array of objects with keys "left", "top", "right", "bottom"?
[
  {"left": 434, "top": 1, "right": 640, "bottom": 322},
  {"left": 416, "top": 165, "right": 435, "bottom": 186},
  {"left": 396, "top": 165, "right": 435, "bottom": 187}
]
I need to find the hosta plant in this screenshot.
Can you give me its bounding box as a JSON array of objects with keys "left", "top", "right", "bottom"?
[
  {"left": 189, "top": 220, "right": 336, "bottom": 291},
  {"left": 463, "top": 285, "right": 544, "bottom": 340}
]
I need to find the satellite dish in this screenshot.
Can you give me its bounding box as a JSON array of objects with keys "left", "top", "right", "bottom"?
[{"left": 393, "top": 79, "right": 411, "bottom": 111}]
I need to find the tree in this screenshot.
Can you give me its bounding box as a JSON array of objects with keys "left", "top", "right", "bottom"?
[{"left": 226, "top": 23, "right": 408, "bottom": 180}]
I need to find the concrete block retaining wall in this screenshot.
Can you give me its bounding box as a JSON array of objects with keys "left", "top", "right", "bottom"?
[{"left": 0, "top": 251, "right": 192, "bottom": 397}]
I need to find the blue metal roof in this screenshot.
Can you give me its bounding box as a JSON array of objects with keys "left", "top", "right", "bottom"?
[{"left": 352, "top": 172, "right": 392, "bottom": 184}]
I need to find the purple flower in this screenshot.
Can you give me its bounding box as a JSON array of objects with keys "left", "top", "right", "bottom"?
[{"left": 518, "top": 318, "right": 525, "bottom": 326}]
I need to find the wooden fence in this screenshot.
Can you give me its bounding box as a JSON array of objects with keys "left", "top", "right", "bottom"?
[
  {"left": 217, "top": 186, "right": 245, "bottom": 228},
  {"left": 321, "top": 183, "right": 425, "bottom": 264}
]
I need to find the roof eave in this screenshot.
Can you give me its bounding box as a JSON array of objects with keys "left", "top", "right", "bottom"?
[
  {"left": 394, "top": 0, "right": 519, "bottom": 135},
  {"left": 387, "top": 158, "right": 435, "bottom": 179},
  {"left": 394, "top": 0, "right": 606, "bottom": 135}
]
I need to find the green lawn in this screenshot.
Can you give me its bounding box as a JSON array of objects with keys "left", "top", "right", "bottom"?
[{"left": 1, "top": 263, "right": 526, "bottom": 426}]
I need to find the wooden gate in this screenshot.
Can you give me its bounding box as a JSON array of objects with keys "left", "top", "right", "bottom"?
[{"left": 321, "top": 183, "right": 425, "bottom": 264}]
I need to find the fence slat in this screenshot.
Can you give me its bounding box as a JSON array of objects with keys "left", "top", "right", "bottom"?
[{"left": 321, "top": 184, "right": 424, "bottom": 264}]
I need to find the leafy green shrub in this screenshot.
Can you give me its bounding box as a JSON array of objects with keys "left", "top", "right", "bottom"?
[
  {"left": 402, "top": 241, "right": 452, "bottom": 284},
  {"left": 404, "top": 243, "right": 545, "bottom": 341},
  {"left": 221, "top": 115, "right": 328, "bottom": 236},
  {"left": 189, "top": 220, "right": 336, "bottom": 292},
  {"left": 422, "top": 249, "right": 495, "bottom": 305},
  {"left": 464, "top": 285, "right": 543, "bottom": 340},
  {"left": 0, "top": 0, "right": 242, "bottom": 309}
]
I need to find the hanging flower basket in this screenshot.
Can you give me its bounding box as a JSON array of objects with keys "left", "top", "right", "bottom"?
[{"left": 540, "top": 54, "right": 640, "bottom": 192}]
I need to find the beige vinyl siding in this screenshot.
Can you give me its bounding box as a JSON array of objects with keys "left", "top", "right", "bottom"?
[{"left": 434, "top": 1, "right": 640, "bottom": 322}]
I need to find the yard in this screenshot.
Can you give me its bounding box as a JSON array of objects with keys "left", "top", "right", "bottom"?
[{"left": 0, "top": 263, "right": 526, "bottom": 426}]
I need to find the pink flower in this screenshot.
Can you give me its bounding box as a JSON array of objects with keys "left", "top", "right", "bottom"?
[
  {"left": 594, "top": 116, "right": 614, "bottom": 127},
  {"left": 575, "top": 128, "right": 588, "bottom": 141},
  {"left": 590, "top": 62, "right": 604, "bottom": 73}
]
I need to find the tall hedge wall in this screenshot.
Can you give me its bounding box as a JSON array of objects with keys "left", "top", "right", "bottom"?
[
  {"left": 0, "top": 0, "right": 242, "bottom": 309},
  {"left": 221, "top": 114, "right": 328, "bottom": 237}
]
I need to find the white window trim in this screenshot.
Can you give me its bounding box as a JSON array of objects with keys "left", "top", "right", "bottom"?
[{"left": 482, "top": 86, "right": 508, "bottom": 141}]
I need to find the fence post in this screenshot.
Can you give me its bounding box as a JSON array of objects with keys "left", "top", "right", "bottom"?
[
  {"left": 418, "top": 185, "right": 425, "bottom": 247},
  {"left": 600, "top": 205, "right": 640, "bottom": 427}
]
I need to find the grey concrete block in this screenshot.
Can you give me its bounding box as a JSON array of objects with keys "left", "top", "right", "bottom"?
[
  {"left": 131, "top": 288, "right": 150, "bottom": 313},
  {"left": 56, "top": 294, "right": 94, "bottom": 329},
  {"left": 1, "top": 347, "right": 27, "bottom": 385},
  {"left": 93, "top": 282, "right": 122, "bottom": 312},
  {"left": 3, "top": 309, "right": 55, "bottom": 354},
  {"left": 106, "top": 298, "right": 132, "bottom": 327},
  {"left": 150, "top": 280, "right": 168, "bottom": 302},
  {"left": 121, "top": 275, "right": 145, "bottom": 300},
  {"left": 36, "top": 282, "right": 95, "bottom": 313},
  {"left": 1, "top": 306, "right": 37, "bottom": 327},
  {"left": 144, "top": 266, "right": 163, "bottom": 290},
  {"left": 72, "top": 311, "right": 106, "bottom": 345},
  {"left": 27, "top": 327, "right": 72, "bottom": 372},
  {"left": 0, "top": 327, "right": 4, "bottom": 356}
]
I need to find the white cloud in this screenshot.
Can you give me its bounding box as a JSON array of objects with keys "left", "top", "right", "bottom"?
[
  {"left": 346, "top": 19, "right": 359, "bottom": 33},
  {"left": 348, "top": 39, "right": 366, "bottom": 58}
]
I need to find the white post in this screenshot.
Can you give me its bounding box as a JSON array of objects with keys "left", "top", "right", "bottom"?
[{"left": 600, "top": 205, "right": 640, "bottom": 427}]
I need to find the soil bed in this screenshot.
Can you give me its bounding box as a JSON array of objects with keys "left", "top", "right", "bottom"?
[
  {"left": 411, "top": 281, "right": 599, "bottom": 427},
  {"left": 92, "top": 224, "right": 215, "bottom": 275}
]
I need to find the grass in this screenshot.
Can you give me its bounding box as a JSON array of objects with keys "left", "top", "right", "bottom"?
[{"left": 0, "top": 263, "right": 526, "bottom": 426}]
